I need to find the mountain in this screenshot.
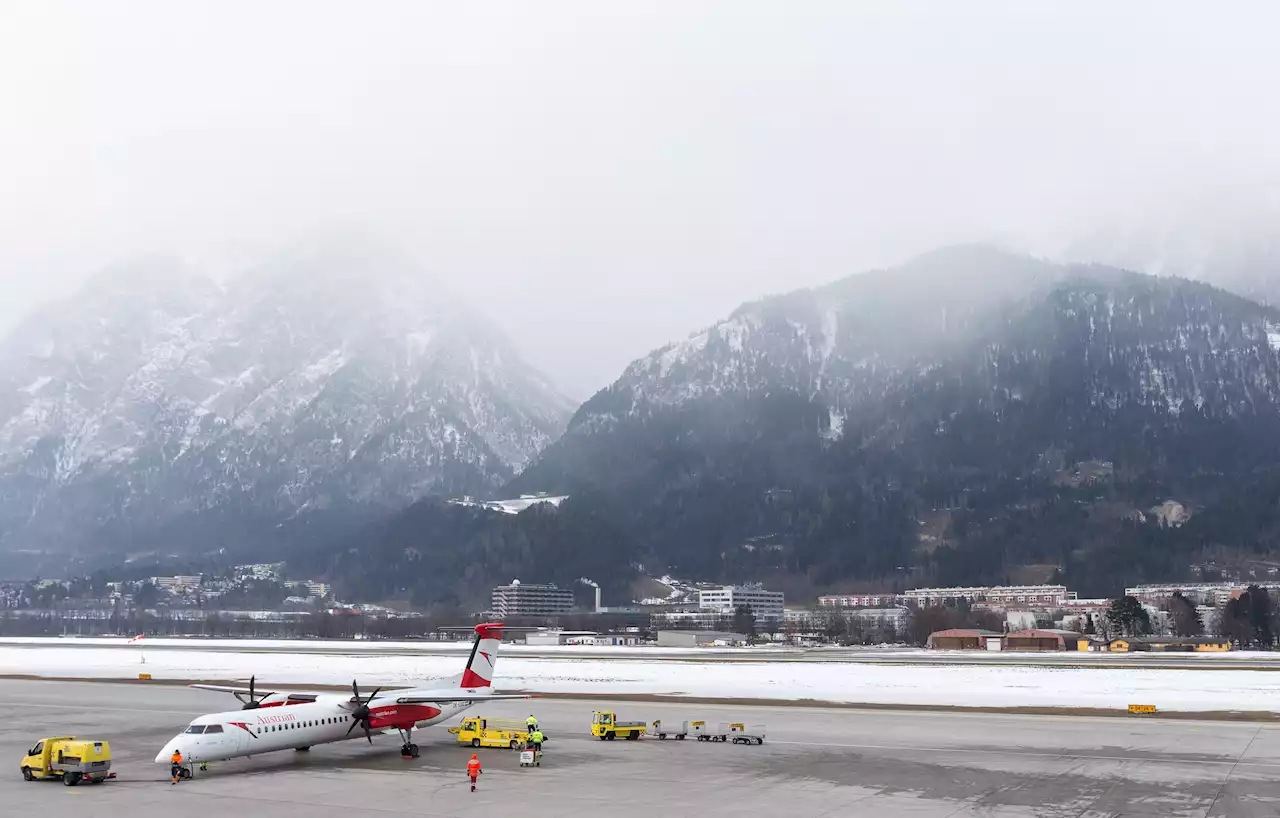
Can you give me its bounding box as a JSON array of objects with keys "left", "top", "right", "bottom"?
[
  {"left": 0, "top": 239, "right": 572, "bottom": 559},
  {"left": 511, "top": 246, "right": 1280, "bottom": 596}
]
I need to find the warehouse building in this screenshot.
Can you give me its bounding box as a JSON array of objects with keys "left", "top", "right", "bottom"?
[
  {"left": 1108, "top": 636, "right": 1231, "bottom": 653},
  {"left": 1002, "top": 629, "right": 1087, "bottom": 651},
  {"left": 926, "top": 628, "right": 1004, "bottom": 650},
  {"left": 657, "top": 630, "right": 748, "bottom": 647}
]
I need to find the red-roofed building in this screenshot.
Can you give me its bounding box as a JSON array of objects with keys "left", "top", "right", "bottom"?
[{"left": 926, "top": 628, "right": 1004, "bottom": 650}]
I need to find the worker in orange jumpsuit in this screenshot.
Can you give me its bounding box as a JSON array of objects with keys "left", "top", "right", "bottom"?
[
  {"left": 170, "top": 749, "right": 184, "bottom": 785},
  {"left": 467, "top": 753, "right": 482, "bottom": 792}
]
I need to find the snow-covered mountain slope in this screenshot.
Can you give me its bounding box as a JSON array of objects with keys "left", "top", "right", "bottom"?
[
  {"left": 556, "top": 245, "right": 1280, "bottom": 433},
  {"left": 510, "top": 246, "right": 1280, "bottom": 593},
  {"left": 0, "top": 239, "right": 573, "bottom": 553}
]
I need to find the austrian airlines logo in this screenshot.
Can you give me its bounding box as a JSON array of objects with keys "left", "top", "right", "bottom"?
[
  {"left": 229, "top": 722, "right": 258, "bottom": 739},
  {"left": 478, "top": 651, "right": 492, "bottom": 665}
]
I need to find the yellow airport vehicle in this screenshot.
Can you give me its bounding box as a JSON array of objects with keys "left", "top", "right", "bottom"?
[
  {"left": 448, "top": 717, "right": 529, "bottom": 749},
  {"left": 591, "top": 711, "right": 646, "bottom": 741},
  {"left": 20, "top": 737, "right": 115, "bottom": 786}
]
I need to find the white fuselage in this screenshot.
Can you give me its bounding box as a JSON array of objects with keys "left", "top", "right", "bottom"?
[{"left": 155, "top": 694, "right": 480, "bottom": 764}]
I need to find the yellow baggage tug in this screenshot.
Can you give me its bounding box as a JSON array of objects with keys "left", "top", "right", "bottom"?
[{"left": 448, "top": 717, "right": 530, "bottom": 749}]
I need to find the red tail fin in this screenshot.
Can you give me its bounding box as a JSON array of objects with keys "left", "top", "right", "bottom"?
[{"left": 459, "top": 623, "right": 503, "bottom": 689}]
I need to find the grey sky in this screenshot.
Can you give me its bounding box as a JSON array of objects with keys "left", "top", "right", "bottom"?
[{"left": 3, "top": 2, "right": 1279, "bottom": 398}]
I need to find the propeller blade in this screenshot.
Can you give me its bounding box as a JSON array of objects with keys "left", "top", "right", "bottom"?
[
  {"left": 364, "top": 722, "right": 373, "bottom": 744},
  {"left": 346, "top": 717, "right": 359, "bottom": 737},
  {"left": 241, "top": 675, "right": 262, "bottom": 710}
]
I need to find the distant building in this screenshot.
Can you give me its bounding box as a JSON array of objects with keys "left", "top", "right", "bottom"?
[
  {"left": 1003, "top": 629, "right": 1087, "bottom": 651},
  {"left": 926, "top": 629, "right": 1004, "bottom": 650},
  {"left": 651, "top": 610, "right": 723, "bottom": 630},
  {"left": 491, "top": 580, "right": 575, "bottom": 616},
  {"left": 905, "top": 585, "right": 1072, "bottom": 608},
  {"left": 657, "top": 630, "right": 747, "bottom": 647},
  {"left": 698, "top": 584, "right": 784, "bottom": 621},
  {"left": 150, "top": 576, "right": 202, "bottom": 593},
  {"left": 818, "top": 594, "right": 900, "bottom": 608},
  {"left": 846, "top": 606, "right": 911, "bottom": 631},
  {"left": 1109, "top": 636, "right": 1231, "bottom": 653},
  {"left": 1125, "top": 582, "right": 1280, "bottom": 607}
]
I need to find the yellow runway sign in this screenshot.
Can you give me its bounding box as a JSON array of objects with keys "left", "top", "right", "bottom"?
[{"left": 1128, "top": 704, "right": 1156, "bottom": 714}]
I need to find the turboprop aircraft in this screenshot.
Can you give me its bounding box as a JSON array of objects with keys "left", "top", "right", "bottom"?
[{"left": 155, "top": 623, "right": 526, "bottom": 763}]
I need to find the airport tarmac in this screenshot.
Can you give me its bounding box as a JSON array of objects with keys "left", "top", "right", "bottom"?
[{"left": 2, "top": 679, "right": 1279, "bottom": 817}]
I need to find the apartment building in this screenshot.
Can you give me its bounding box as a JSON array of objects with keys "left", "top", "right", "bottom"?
[{"left": 904, "top": 585, "right": 1072, "bottom": 608}]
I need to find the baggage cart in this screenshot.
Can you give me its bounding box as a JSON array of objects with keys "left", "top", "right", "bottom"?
[{"left": 731, "top": 724, "right": 766, "bottom": 745}]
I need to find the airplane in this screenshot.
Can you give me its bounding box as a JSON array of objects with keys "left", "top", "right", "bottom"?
[{"left": 155, "top": 623, "right": 528, "bottom": 766}]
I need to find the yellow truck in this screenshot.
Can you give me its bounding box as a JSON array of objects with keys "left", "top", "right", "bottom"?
[
  {"left": 448, "top": 717, "right": 530, "bottom": 749},
  {"left": 591, "top": 711, "right": 646, "bottom": 741},
  {"left": 20, "top": 737, "right": 115, "bottom": 786}
]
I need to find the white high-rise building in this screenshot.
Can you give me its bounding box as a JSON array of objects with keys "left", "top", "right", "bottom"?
[
  {"left": 491, "top": 580, "right": 575, "bottom": 616},
  {"left": 698, "top": 584, "right": 784, "bottom": 621}
]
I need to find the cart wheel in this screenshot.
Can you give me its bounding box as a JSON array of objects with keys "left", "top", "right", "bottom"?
[
  {"left": 510, "top": 740, "right": 519, "bottom": 750},
  {"left": 757, "top": 738, "right": 764, "bottom": 745},
  {"left": 21, "top": 767, "right": 32, "bottom": 782},
  {"left": 677, "top": 735, "right": 685, "bottom": 740},
  {"left": 471, "top": 738, "right": 480, "bottom": 748}
]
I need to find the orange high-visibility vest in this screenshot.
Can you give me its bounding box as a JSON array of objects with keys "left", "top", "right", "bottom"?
[
  {"left": 171, "top": 752, "right": 182, "bottom": 764},
  {"left": 467, "top": 758, "right": 481, "bottom": 776}
]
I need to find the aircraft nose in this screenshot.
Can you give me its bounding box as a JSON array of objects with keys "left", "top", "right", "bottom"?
[{"left": 155, "top": 739, "right": 177, "bottom": 764}]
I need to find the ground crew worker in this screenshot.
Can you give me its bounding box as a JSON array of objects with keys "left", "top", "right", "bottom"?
[
  {"left": 170, "top": 749, "right": 184, "bottom": 785},
  {"left": 525, "top": 714, "right": 538, "bottom": 731},
  {"left": 528, "top": 729, "right": 544, "bottom": 753},
  {"left": 466, "top": 753, "right": 482, "bottom": 792}
]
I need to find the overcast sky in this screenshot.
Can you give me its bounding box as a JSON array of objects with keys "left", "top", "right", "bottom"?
[{"left": 3, "top": 2, "right": 1279, "bottom": 398}]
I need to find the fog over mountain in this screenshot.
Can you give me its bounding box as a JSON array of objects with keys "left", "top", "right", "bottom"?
[
  {"left": 3, "top": 2, "right": 1280, "bottom": 396},
  {"left": 0, "top": 238, "right": 571, "bottom": 556}
]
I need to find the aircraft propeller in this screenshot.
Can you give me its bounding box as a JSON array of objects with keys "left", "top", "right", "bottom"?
[
  {"left": 345, "top": 679, "right": 382, "bottom": 744},
  {"left": 240, "top": 675, "right": 271, "bottom": 710}
]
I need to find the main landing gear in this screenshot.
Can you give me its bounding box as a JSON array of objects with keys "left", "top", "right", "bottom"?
[{"left": 397, "top": 726, "right": 420, "bottom": 759}]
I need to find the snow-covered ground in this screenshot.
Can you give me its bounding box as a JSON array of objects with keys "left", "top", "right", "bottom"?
[{"left": 0, "top": 640, "right": 1275, "bottom": 712}]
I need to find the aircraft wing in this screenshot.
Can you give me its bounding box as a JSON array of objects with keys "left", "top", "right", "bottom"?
[
  {"left": 394, "top": 693, "right": 533, "bottom": 704},
  {"left": 189, "top": 683, "right": 319, "bottom": 703}
]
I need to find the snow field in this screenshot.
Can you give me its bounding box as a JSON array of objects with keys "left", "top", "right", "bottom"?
[{"left": 0, "top": 643, "right": 1276, "bottom": 712}]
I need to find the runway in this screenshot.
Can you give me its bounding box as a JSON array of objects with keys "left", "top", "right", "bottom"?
[{"left": 2, "top": 680, "right": 1279, "bottom": 816}]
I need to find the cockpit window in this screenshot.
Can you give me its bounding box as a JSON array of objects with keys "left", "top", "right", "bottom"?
[
  {"left": 204, "top": 725, "right": 224, "bottom": 733},
  {"left": 184, "top": 725, "right": 206, "bottom": 734}
]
